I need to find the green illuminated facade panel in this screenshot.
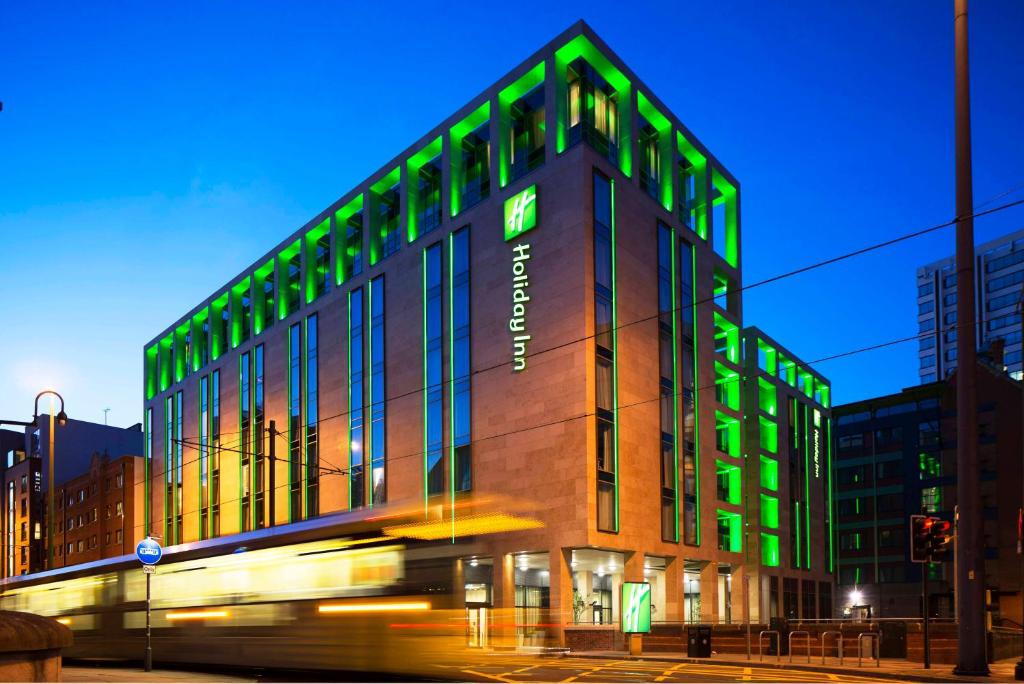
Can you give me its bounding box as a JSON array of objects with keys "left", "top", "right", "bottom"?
[
  {"left": 714, "top": 361, "right": 739, "bottom": 410},
  {"left": 555, "top": 35, "right": 632, "bottom": 176},
  {"left": 334, "top": 195, "right": 364, "bottom": 285},
  {"left": 710, "top": 168, "right": 738, "bottom": 268},
  {"left": 449, "top": 102, "right": 490, "bottom": 216},
  {"left": 276, "top": 240, "right": 301, "bottom": 320},
  {"left": 406, "top": 136, "right": 443, "bottom": 242},
  {"left": 210, "top": 292, "right": 228, "bottom": 361},
  {"left": 498, "top": 62, "right": 545, "bottom": 188},
  {"left": 158, "top": 334, "right": 172, "bottom": 392},
  {"left": 145, "top": 345, "right": 158, "bottom": 399},
  {"left": 368, "top": 167, "right": 401, "bottom": 266},
  {"left": 760, "top": 455, "right": 779, "bottom": 491},
  {"left": 173, "top": 323, "right": 189, "bottom": 383},
  {"left": 761, "top": 533, "right": 780, "bottom": 567},
  {"left": 636, "top": 91, "right": 672, "bottom": 211},
  {"left": 716, "top": 509, "right": 742, "bottom": 553},
  {"left": 303, "top": 218, "right": 331, "bottom": 304},
  {"left": 252, "top": 259, "right": 275, "bottom": 336},
  {"left": 713, "top": 312, "right": 740, "bottom": 364},
  {"left": 760, "top": 493, "right": 779, "bottom": 529},
  {"left": 230, "top": 277, "right": 252, "bottom": 349},
  {"left": 715, "top": 459, "right": 741, "bottom": 505},
  {"left": 715, "top": 411, "right": 740, "bottom": 458},
  {"left": 676, "top": 132, "right": 708, "bottom": 240},
  {"left": 758, "top": 377, "right": 777, "bottom": 416}
]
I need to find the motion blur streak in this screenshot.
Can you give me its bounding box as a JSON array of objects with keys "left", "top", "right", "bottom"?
[
  {"left": 317, "top": 601, "right": 430, "bottom": 613},
  {"left": 383, "top": 512, "right": 543, "bottom": 540},
  {"left": 165, "top": 610, "right": 229, "bottom": 620}
]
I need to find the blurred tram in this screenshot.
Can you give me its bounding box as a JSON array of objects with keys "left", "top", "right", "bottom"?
[{"left": 0, "top": 507, "right": 487, "bottom": 675}]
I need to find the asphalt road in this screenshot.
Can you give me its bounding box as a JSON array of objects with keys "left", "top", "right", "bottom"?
[{"left": 429, "top": 654, "right": 894, "bottom": 683}]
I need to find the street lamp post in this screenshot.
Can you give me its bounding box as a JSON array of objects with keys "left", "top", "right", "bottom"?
[{"left": 0, "top": 390, "right": 68, "bottom": 573}]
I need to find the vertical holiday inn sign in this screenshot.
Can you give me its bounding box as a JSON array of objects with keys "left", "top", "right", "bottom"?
[{"left": 505, "top": 185, "right": 537, "bottom": 372}]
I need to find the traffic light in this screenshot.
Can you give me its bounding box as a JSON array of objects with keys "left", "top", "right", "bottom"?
[
  {"left": 911, "top": 514, "right": 932, "bottom": 563},
  {"left": 928, "top": 518, "right": 952, "bottom": 560}
]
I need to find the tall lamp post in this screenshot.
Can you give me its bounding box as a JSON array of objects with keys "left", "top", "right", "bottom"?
[{"left": 0, "top": 390, "right": 68, "bottom": 572}]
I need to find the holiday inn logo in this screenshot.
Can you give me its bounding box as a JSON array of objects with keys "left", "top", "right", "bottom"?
[{"left": 504, "top": 185, "right": 537, "bottom": 241}]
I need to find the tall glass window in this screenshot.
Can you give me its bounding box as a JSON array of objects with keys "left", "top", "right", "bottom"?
[
  {"left": 305, "top": 315, "right": 319, "bottom": 517},
  {"left": 164, "top": 396, "right": 173, "bottom": 543},
  {"left": 145, "top": 406, "right": 152, "bottom": 535},
  {"left": 285, "top": 249, "right": 301, "bottom": 317},
  {"left": 424, "top": 244, "right": 444, "bottom": 497},
  {"left": 369, "top": 276, "right": 386, "bottom": 505},
  {"left": 417, "top": 156, "right": 443, "bottom": 235},
  {"left": 594, "top": 171, "right": 616, "bottom": 532},
  {"left": 679, "top": 239, "right": 698, "bottom": 544},
  {"left": 239, "top": 351, "right": 251, "bottom": 531},
  {"left": 253, "top": 345, "right": 265, "bottom": 528},
  {"left": 174, "top": 390, "right": 183, "bottom": 544},
  {"left": 568, "top": 60, "right": 619, "bottom": 164},
  {"left": 288, "top": 323, "right": 302, "bottom": 521},
  {"left": 349, "top": 288, "right": 365, "bottom": 508},
  {"left": 211, "top": 369, "right": 220, "bottom": 536},
  {"left": 657, "top": 222, "right": 677, "bottom": 541},
  {"left": 639, "top": 119, "right": 660, "bottom": 200},
  {"left": 199, "top": 374, "right": 209, "bottom": 539},
  {"left": 450, "top": 227, "right": 472, "bottom": 492},
  {"left": 376, "top": 183, "right": 401, "bottom": 262}
]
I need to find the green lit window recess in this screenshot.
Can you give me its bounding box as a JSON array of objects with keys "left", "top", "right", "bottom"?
[
  {"left": 716, "top": 510, "right": 742, "bottom": 553},
  {"left": 191, "top": 308, "right": 209, "bottom": 372},
  {"left": 230, "top": 277, "right": 252, "bottom": 349},
  {"left": 920, "top": 451, "right": 942, "bottom": 478},
  {"left": 710, "top": 168, "right": 738, "bottom": 268},
  {"left": 334, "top": 195, "right": 364, "bottom": 285},
  {"left": 303, "top": 218, "right": 331, "bottom": 304},
  {"left": 797, "top": 368, "right": 815, "bottom": 399},
  {"left": 158, "top": 334, "right": 173, "bottom": 392},
  {"left": 778, "top": 355, "right": 796, "bottom": 386},
  {"left": 252, "top": 259, "right": 275, "bottom": 336},
  {"left": 761, "top": 533, "right": 780, "bottom": 567},
  {"left": 760, "top": 455, "right": 779, "bottom": 491},
  {"left": 839, "top": 532, "right": 863, "bottom": 551},
  {"left": 450, "top": 103, "right": 490, "bottom": 216},
  {"left": 712, "top": 312, "right": 740, "bottom": 364},
  {"left": 760, "top": 494, "right": 779, "bottom": 529},
  {"left": 144, "top": 345, "right": 158, "bottom": 399},
  {"left": 759, "top": 416, "right": 778, "bottom": 454},
  {"left": 757, "top": 377, "right": 777, "bottom": 416},
  {"left": 556, "top": 34, "right": 632, "bottom": 176},
  {"left": 498, "top": 62, "right": 545, "bottom": 188},
  {"left": 817, "top": 383, "right": 831, "bottom": 408},
  {"left": 368, "top": 168, "right": 401, "bottom": 266},
  {"left": 276, "top": 240, "right": 301, "bottom": 320},
  {"left": 715, "top": 460, "right": 741, "bottom": 505},
  {"left": 713, "top": 362, "right": 739, "bottom": 410},
  {"left": 406, "top": 137, "right": 443, "bottom": 242},
  {"left": 712, "top": 269, "right": 739, "bottom": 316},
  {"left": 756, "top": 338, "right": 777, "bottom": 375},
  {"left": 210, "top": 292, "right": 229, "bottom": 361},
  {"left": 173, "top": 322, "right": 190, "bottom": 383},
  {"left": 636, "top": 92, "right": 672, "bottom": 211},
  {"left": 714, "top": 411, "right": 740, "bottom": 458},
  {"left": 677, "top": 132, "right": 708, "bottom": 239}
]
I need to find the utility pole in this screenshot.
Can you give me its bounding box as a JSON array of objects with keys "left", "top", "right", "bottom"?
[{"left": 952, "top": 0, "right": 988, "bottom": 675}]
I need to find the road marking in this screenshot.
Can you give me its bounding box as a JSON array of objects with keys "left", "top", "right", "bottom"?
[
  {"left": 653, "top": 662, "right": 687, "bottom": 682},
  {"left": 463, "top": 669, "right": 515, "bottom": 682}
]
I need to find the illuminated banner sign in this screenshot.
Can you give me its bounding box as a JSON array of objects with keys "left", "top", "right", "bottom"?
[
  {"left": 813, "top": 409, "right": 822, "bottom": 479},
  {"left": 621, "top": 582, "right": 652, "bottom": 633},
  {"left": 506, "top": 185, "right": 537, "bottom": 372}
]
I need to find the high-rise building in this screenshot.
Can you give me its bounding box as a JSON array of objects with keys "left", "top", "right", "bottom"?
[
  {"left": 833, "top": 353, "right": 1022, "bottom": 619},
  {"left": 917, "top": 228, "right": 1024, "bottom": 383},
  {"left": 140, "top": 21, "right": 834, "bottom": 637}
]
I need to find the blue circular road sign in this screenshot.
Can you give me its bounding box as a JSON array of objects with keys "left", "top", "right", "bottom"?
[{"left": 136, "top": 538, "right": 162, "bottom": 565}]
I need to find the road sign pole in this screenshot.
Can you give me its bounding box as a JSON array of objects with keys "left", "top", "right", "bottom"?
[
  {"left": 145, "top": 569, "right": 152, "bottom": 672},
  {"left": 923, "top": 560, "right": 930, "bottom": 669}
]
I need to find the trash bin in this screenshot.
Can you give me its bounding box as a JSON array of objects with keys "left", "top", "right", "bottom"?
[
  {"left": 687, "top": 625, "right": 712, "bottom": 657},
  {"left": 768, "top": 617, "right": 789, "bottom": 655}
]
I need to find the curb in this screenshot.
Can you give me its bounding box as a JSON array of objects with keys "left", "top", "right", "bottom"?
[{"left": 562, "top": 652, "right": 1007, "bottom": 683}]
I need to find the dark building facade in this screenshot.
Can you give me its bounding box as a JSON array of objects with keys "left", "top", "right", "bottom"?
[
  {"left": 833, "top": 356, "right": 1022, "bottom": 620},
  {"left": 141, "top": 21, "right": 833, "bottom": 637}
]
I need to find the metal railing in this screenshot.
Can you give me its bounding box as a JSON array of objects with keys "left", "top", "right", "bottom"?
[
  {"left": 820, "top": 630, "right": 843, "bottom": 665},
  {"left": 857, "top": 632, "right": 880, "bottom": 667},
  {"left": 788, "top": 630, "right": 811, "bottom": 664},
  {"left": 758, "top": 630, "right": 780, "bottom": 664}
]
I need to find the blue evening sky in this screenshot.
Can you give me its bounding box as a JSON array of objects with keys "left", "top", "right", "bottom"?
[{"left": 1, "top": 1, "right": 1022, "bottom": 428}]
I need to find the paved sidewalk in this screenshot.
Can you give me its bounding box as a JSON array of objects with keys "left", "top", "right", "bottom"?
[
  {"left": 62, "top": 665, "right": 255, "bottom": 683},
  {"left": 568, "top": 650, "right": 1020, "bottom": 682}
]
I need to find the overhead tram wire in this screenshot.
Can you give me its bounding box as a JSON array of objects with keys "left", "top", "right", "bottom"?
[
  {"left": 163, "top": 318, "right": 969, "bottom": 493},
  {"left": 180, "top": 195, "right": 1024, "bottom": 447}
]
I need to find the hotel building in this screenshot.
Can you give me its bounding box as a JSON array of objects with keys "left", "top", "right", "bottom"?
[{"left": 141, "top": 21, "right": 833, "bottom": 641}]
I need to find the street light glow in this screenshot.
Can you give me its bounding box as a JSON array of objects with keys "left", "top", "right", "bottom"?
[{"left": 850, "top": 589, "right": 863, "bottom": 605}]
